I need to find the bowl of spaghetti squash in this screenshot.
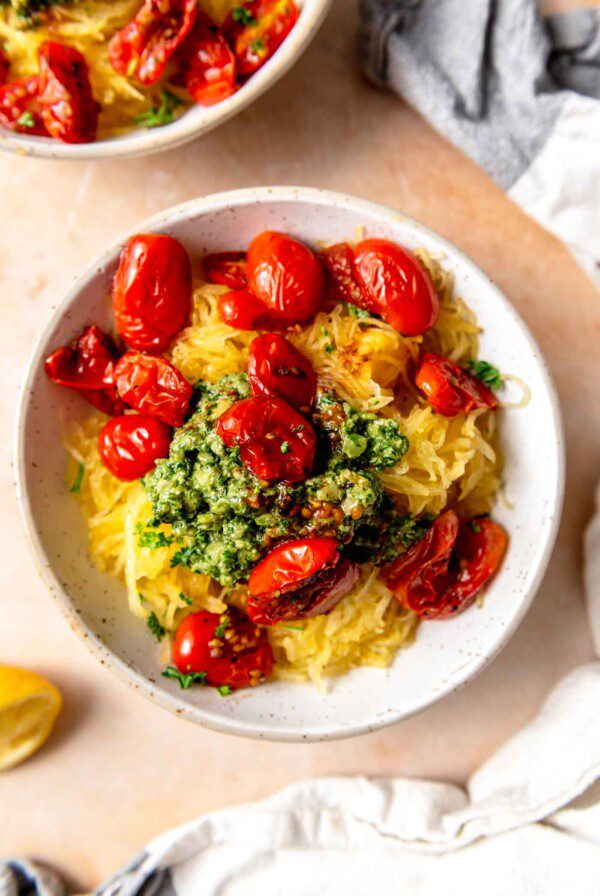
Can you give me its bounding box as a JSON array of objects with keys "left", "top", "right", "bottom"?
[
  {"left": 0, "top": 0, "right": 331, "bottom": 158},
  {"left": 14, "top": 186, "right": 565, "bottom": 740}
]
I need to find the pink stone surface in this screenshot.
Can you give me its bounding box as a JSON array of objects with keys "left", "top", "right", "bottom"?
[{"left": 0, "top": 0, "right": 598, "bottom": 889}]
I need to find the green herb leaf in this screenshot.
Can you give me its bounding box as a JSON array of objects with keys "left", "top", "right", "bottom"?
[
  {"left": 147, "top": 611, "right": 166, "bottom": 642},
  {"left": 137, "top": 522, "right": 173, "bottom": 550},
  {"left": 468, "top": 359, "right": 503, "bottom": 390},
  {"left": 283, "top": 624, "right": 306, "bottom": 632},
  {"left": 217, "top": 685, "right": 232, "bottom": 696},
  {"left": 138, "top": 593, "right": 148, "bottom": 604},
  {"left": 343, "top": 302, "right": 370, "bottom": 319},
  {"left": 178, "top": 592, "right": 193, "bottom": 606},
  {"left": 16, "top": 111, "right": 35, "bottom": 129},
  {"left": 231, "top": 5, "right": 257, "bottom": 25},
  {"left": 470, "top": 519, "right": 482, "bottom": 533},
  {"left": 250, "top": 38, "right": 264, "bottom": 53},
  {"left": 70, "top": 462, "right": 85, "bottom": 494},
  {"left": 280, "top": 441, "right": 290, "bottom": 454},
  {"left": 214, "top": 616, "right": 229, "bottom": 638},
  {"left": 162, "top": 665, "right": 207, "bottom": 689},
  {"left": 134, "top": 90, "right": 183, "bottom": 129}
]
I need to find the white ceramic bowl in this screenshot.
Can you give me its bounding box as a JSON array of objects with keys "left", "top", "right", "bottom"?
[
  {"left": 14, "top": 187, "right": 565, "bottom": 741},
  {"left": 0, "top": 0, "right": 331, "bottom": 161}
]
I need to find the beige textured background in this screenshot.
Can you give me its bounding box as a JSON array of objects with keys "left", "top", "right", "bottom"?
[{"left": 1, "top": 0, "right": 599, "bottom": 890}]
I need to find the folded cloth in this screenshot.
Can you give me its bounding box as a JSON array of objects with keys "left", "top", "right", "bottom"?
[
  {"left": 2, "top": 479, "right": 600, "bottom": 894},
  {"left": 359, "top": 0, "right": 600, "bottom": 285}
]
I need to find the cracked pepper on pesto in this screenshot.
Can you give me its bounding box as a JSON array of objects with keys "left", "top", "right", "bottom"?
[{"left": 142, "top": 372, "right": 426, "bottom": 586}]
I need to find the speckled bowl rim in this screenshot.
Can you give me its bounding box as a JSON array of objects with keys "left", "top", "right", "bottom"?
[
  {"left": 0, "top": 0, "right": 332, "bottom": 161},
  {"left": 14, "top": 186, "right": 566, "bottom": 741}
]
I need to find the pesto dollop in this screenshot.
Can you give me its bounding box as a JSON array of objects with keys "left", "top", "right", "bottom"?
[{"left": 142, "top": 372, "right": 424, "bottom": 586}]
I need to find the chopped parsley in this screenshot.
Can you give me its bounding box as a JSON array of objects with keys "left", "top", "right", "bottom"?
[
  {"left": 214, "top": 616, "right": 229, "bottom": 638},
  {"left": 343, "top": 302, "right": 370, "bottom": 319},
  {"left": 16, "top": 111, "right": 35, "bottom": 129},
  {"left": 147, "top": 612, "right": 166, "bottom": 642},
  {"left": 70, "top": 462, "right": 85, "bottom": 494},
  {"left": 468, "top": 359, "right": 503, "bottom": 390},
  {"left": 470, "top": 519, "right": 482, "bottom": 533},
  {"left": 138, "top": 593, "right": 148, "bottom": 604},
  {"left": 231, "top": 5, "right": 257, "bottom": 25},
  {"left": 134, "top": 90, "right": 183, "bottom": 128},
  {"left": 162, "top": 666, "right": 207, "bottom": 689},
  {"left": 137, "top": 523, "right": 173, "bottom": 550},
  {"left": 178, "top": 592, "right": 193, "bottom": 606},
  {"left": 280, "top": 441, "right": 290, "bottom": 454},
  {"left": 250, "top": 39, "right": 264, "bottom": 53},
  {"left": 217, "top": 685, "right": 232, "bottom": 696}
]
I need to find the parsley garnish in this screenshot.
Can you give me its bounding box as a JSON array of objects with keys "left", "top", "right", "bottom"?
[
  {"left": 231, "top": 6, "right": 257, "bottom": 25},
  {"left": 147, "top": 612, "right": 166, "bottom": 642},
  {"left": 280, "top": 441, "right": 290, "bottom": 453},
  {"left": 468, "top": 359, "right": 503, "bottom": 390},
  {"left": 344, "top": 302, "right": 370, "bottom": 319},
  {"left": 178, "top": 592, "right": 193, "bottom": 606},
  {"left": 217, "top": 685, "right": 232, "bottom": 696},
  {"left": 137, "top": 523, "right": 173, "bottom": 550},
  {"left": 470, "top": 520, "right": 482, "bottom": 533},
  {"left": 283, "top": 624, "right": 306, "bottom": 631},
  {"left": 250, "top": 39, "right": 264, "bottom": 53},
  {"left": 134, "top": 90, "right": 183, "bottom": 128},
  {"left": 162, "top": 666, "right": 207, "bottom": 689},
  {"left": 16, "top": 111, "right": 35, "bottom": 129},
  {"left": 291, "top": 424, "right": 304, "bottom": 432},
  {"left": 70, "top": 462, "right": 84, "bottom": 494},
  {"left": 214, "top": 616, "right": 229, "bottom": 638},
  {"left": 138, "top": 593, "right": 147, "bottom": 604}
]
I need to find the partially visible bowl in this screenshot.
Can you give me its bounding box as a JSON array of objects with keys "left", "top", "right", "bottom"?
[
  {"left": 14, "top": 186, "right": 565, "bottom": 741},
  {"left": 0, "top": 0, "right": 331, "bottom": 161}
]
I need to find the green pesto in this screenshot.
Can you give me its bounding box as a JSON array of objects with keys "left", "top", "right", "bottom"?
[{"left": 143, "top": 373, "right": 425, "bottom": 586}]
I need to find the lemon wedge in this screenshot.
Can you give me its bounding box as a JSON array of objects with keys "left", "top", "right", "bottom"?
[{"left": 0, "top": 666, "right": 63, "bottom": 771}]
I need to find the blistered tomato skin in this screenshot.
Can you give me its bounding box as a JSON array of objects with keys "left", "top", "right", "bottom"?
[
  {"left": 217, "top": 288, "right": 281, "bottom": 330},
  {"left": 0, "top": 77, "right": 48, "bottom": 136},
  {"left": 353, "top": 239, "right": 439, "bottom": 336},
  {"left": 178, "top": 14, "right": 236, "bottom": 106},
  {"left": 44, "top": 325, "right": 126, "bottom": 415},
  {"left": 247, "top": 537, "right": 359, "bottom": 625},
  {"left": 415, "top": 352, "right": 498, "bottom": 417},
  {"left": 318, "top": 242, "right": 374, "bottom": 310},
  {"left": 98, "top": 414, "right": 171, "bottom": 481},
  {"left": 172, "top": 609, "right": 273, "bottom": 688},
  {"left": 108, "top": 0, "right": 198, "bottom": 85},
  {"left": 112, "top": 234, "right": 192, "bottom": 353},
  {"left": 37, "top": 42, "right": 100, "bottom": 144},
  {"left": 247, "top": 333, "right": 317, "bottom": 412},
  {"left": 246, "top": 231, "right": 325, "bottom": 324},
  {"left": 225, "top": 0, "right": 299, "bottom": 77},
  {"left": 115, "top": 351, "right": 193, "bottom": 427},
  {"left": 204, "top": 252, "right": 247, "bottom": 290},
  {"left": 438, "top": 518, "right": 508, "bottom": 618},
  {"left": 216, "top": 394, "right": 316, "bottom": 482}
]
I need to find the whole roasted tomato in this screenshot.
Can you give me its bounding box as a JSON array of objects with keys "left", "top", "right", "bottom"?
[
  {"left": 382, "top": 511, "right": 507, "bottom": 619},
  {"left": 45, "top": 325, "right": 126, "bottom": 415},
  {"left": 112, "top": 233, "right": 192, "bottom": 353},
  {"left": 37, "top": 42, "right": 100, "bottom": 144},
  {"left": 247, "top": 537, "right": 359, "bottom": 625},
  {"left": 415, "top": 352, "right": 498, "bottom": 417},
  {"left": 217, "top": 288, "right": 280, "bottom": 330},
  {"left": 108, "top": 0, "right": 198, "bottom": 85},
  {"left": 225, "top": 0, "right": 299, "bottom": 77},
  {"left": 247, "top": 333, "right": 316, "bottom": 412},
  {"left": 114, "top": 351, "right": 193, "bottom": 427},
  {"left": 98, "top": 414, "right": 171, "bottom": 480},
  {"left": 216, "top": 394, "right": 316, "bottom": 482},
  {"left": 246, "top": 231, "right": 324, "bottom": 325},
  {"left": 203, "top": 251, "right": 247, "bottom": 289},
  {"left": 177, "top": 13, "right": 236, "bottom": 106},
  {"left": 353, "top": 239, "right": 439, "bottom": 336},
  {"left": 0, "top": 77, "right": 48, "bottom": 136},
  {"left": 172, "top": 608, "right": 273, "bottom": 689}
]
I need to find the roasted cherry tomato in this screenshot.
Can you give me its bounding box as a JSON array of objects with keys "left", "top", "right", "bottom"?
[
  {"left": 172, "top": 608, "right": 273, "bottom": 688},
  {"left": 114, "top": 351, "right": 193, "bottom": 427},
  {"left": 217, "top": 288, "right": 280, "bottom": 330},
  {"left": 216, "top": 394, "right": 316, "bottom": 482},
  {"left": 415, "top": 352, "right": 498, "bottom": 417},
  {"left": 318, "top": 242, "right": 371, "bottom": 309},
  {"left": 108, "top": 0, "right": 197, "bottom": 86},
  {"left": 203, "top": 251, "right": 247, "bottom": 289},
  {"left": 37, "top": 42, "right": 100, "bottom": 144},
  {"left": 382, "top": 511, "right": 507, "bottom": 619},
  {"left": 246, "top": 231, "right": 324, "bottom": 325},
  {"left": 0, "top": 48, "right": 9, "bottom": 85},
  {"left": 0, "top": 77, "right": 48, "bottom": 136},
  {"left": 98, "top": 414, "right": 171, "bottom": 481},
  {"left": 247, "top": 333, "right": 317, "bottom": 412},
  {"left": 45, "top": 325, "right": 126, "bottom": 415},
  {"left": 225, "top": 0, "right": 299, "bottom": 77},
  {"left": 177, "top": 13, "right": 236, "bottom": 106},
  {"left": 247, "top": 537, "right": 359, "bottom": 625},
  {"left": 353, "top": 239, "right": 439, "bottom": 336},
  {"left": 112, "top": 233, "right": 192, "bottom": 353}
]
